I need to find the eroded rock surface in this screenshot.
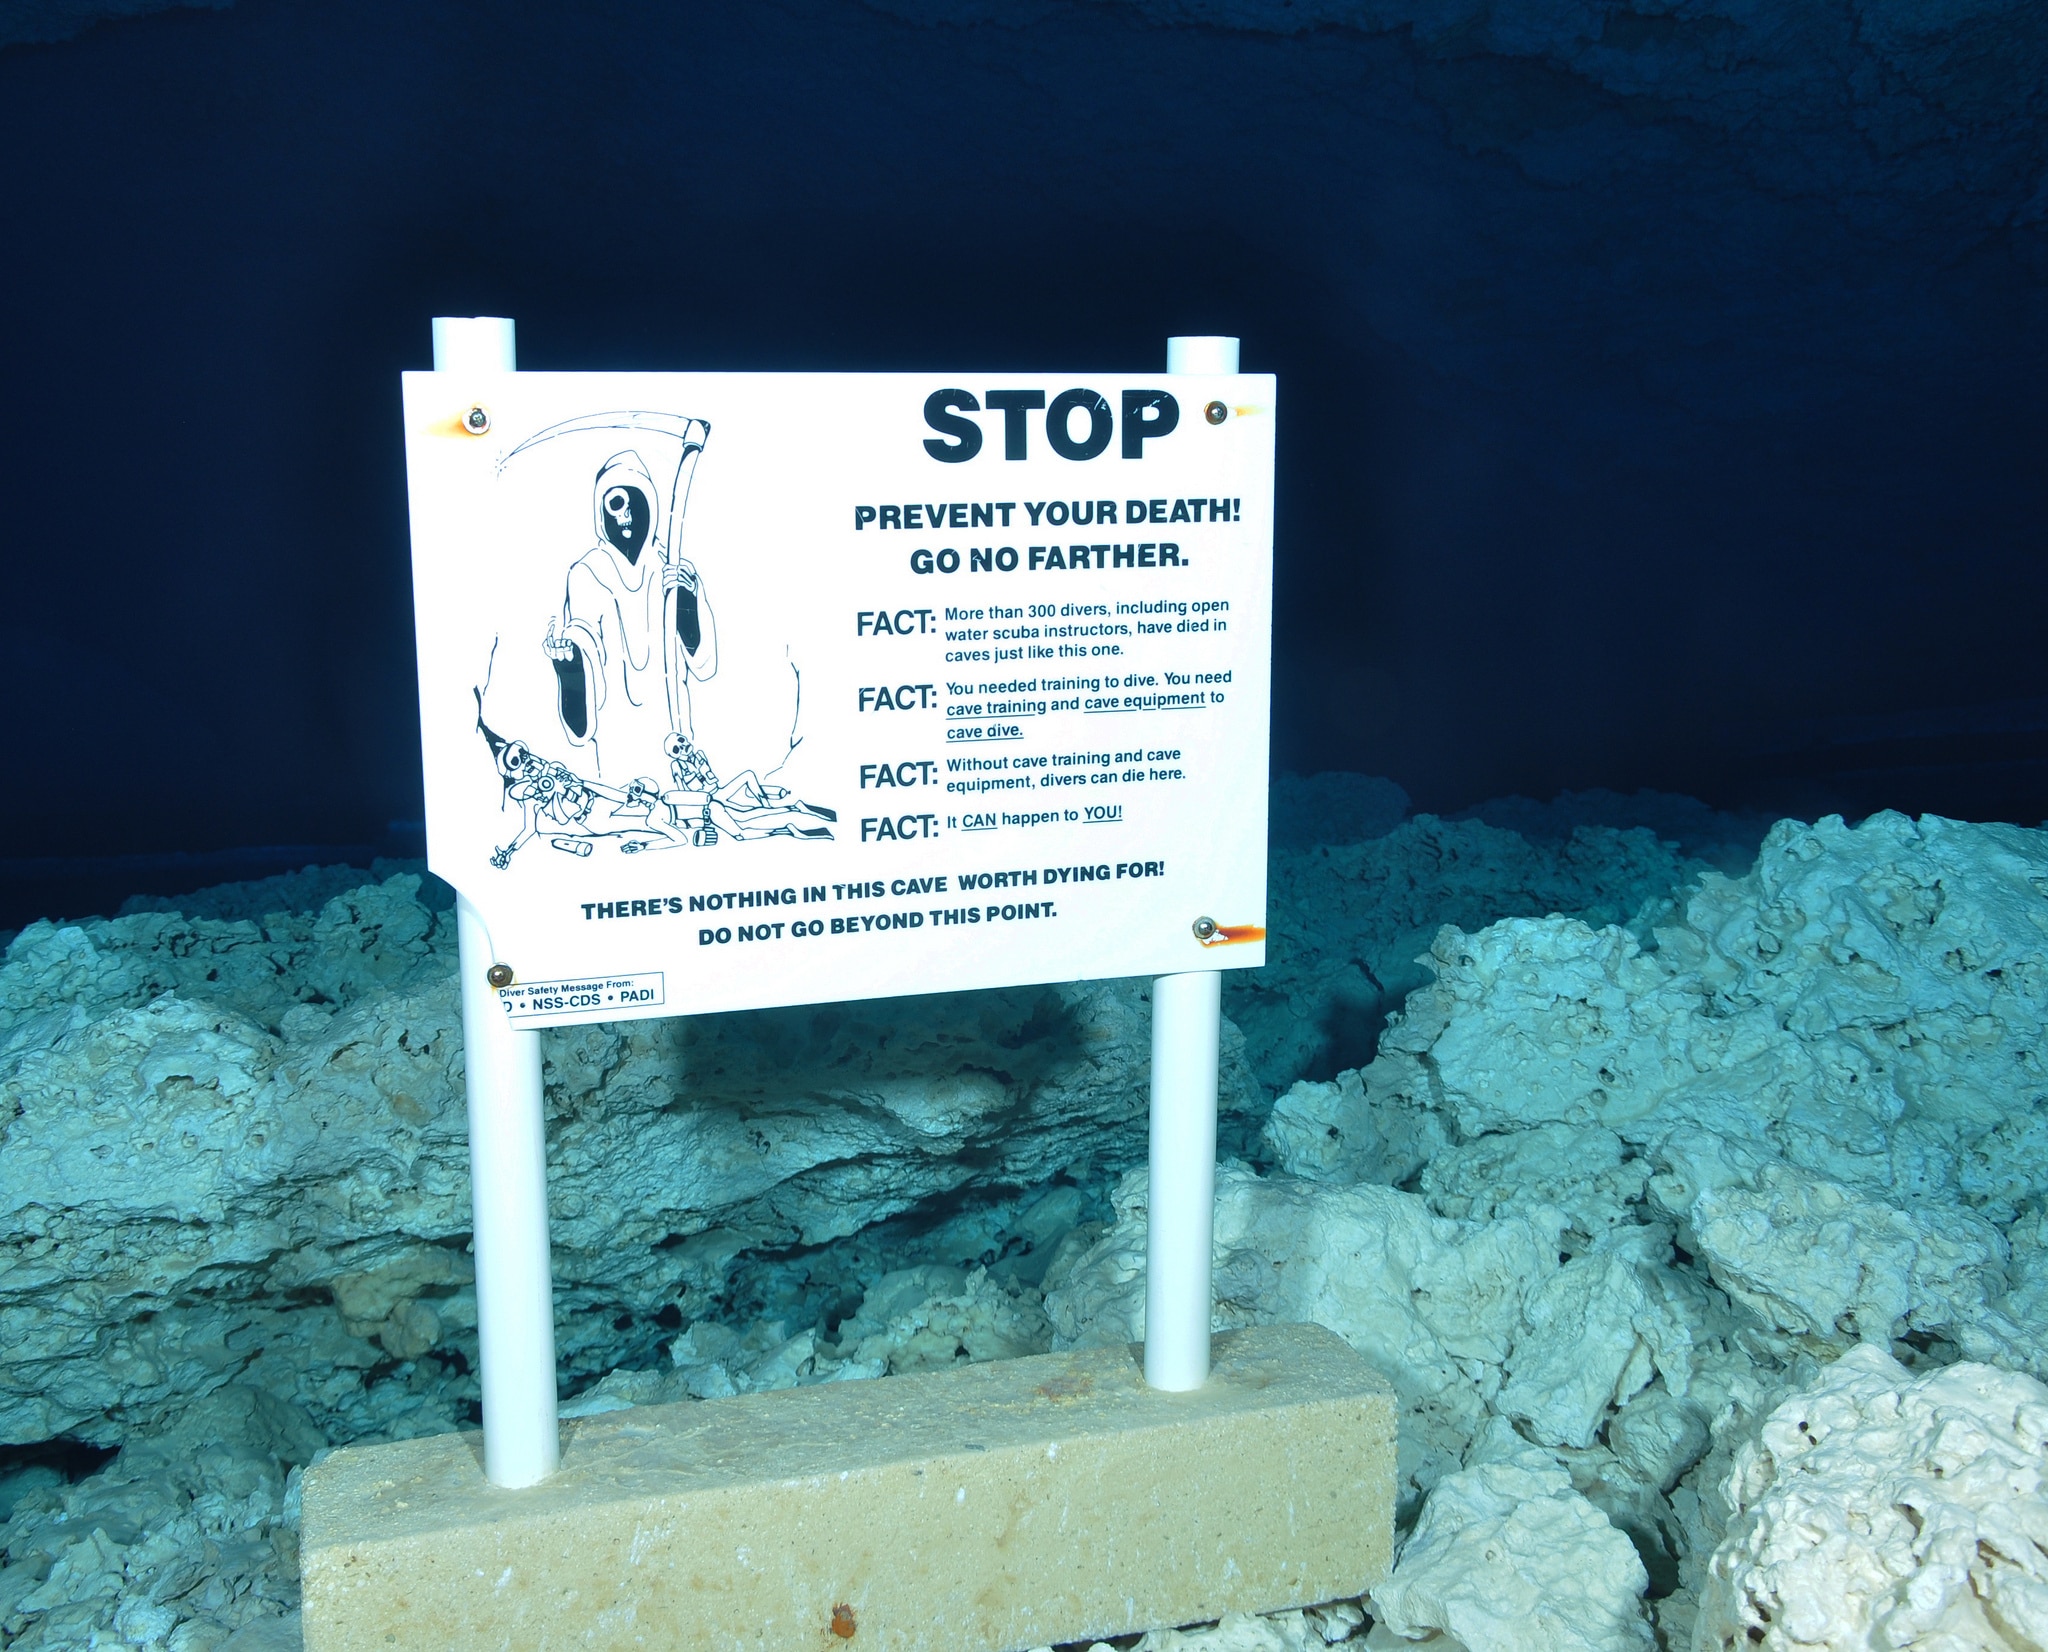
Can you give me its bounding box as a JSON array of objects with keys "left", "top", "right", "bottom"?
[
  {"left": 1058, "top": 811, "right": 2048, "bottom": 1649},
  {"left": 0, "top": 875, "right": 1261, "bottom": 1449},
  {"left": 1696, "top": 1344, "right": 2048, "bottom": 1652},
  {"left": 6, "top": 804, "right": 2046, "bottom": 1652},
  {"left": 1229, "top": 813, "right": 1707, "bottom": 1091}
]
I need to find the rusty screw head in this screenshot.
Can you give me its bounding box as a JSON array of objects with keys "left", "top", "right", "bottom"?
[
  {"left": 1204, "top": 400, "right": 1228, "bottom": 425},
  {"left": 486, "top": 963, "right": 514, "bottom": 989},
  {"left": 1192, "top": 916, "right": 1219, "bottom": 942},
  {"left": 465, "top": 405, "right": 492, "bottom": 434}
]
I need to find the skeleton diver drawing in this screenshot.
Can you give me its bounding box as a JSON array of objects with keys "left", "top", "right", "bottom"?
[{"left": 478, "top": 411, "right": 835, "bottom": 868}]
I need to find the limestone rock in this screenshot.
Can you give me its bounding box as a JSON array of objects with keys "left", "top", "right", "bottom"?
[
  {"left": 1046, "top": 1163, "right": 1580, "bottom": 1509},
  {"left": 1265, "top": 1067, "right": 1448, "bottom": 1191},
  {"left": 1334, "top": 813, "right": 2048, "bottom": 1217},
  {"left": 0, "top": 874, "right": 1258, "bottom": 1447},
  {"left": 1606, "top": 1384, "right": 1710, "bottom": 1496},
  {"left": 0, "top": 1385, "right": 318, "bottom": 1651},
  {"left": 1273, "top": 814, "right": 2048, "bottom": 1377},
  {"left": 1229, "top": 815, "right": 1706, "bottom": 1093},
  {"left": 1420, "top": 1122, "right": 1650, "bottom": 1250},
  {"left": 9, "top": 802, "right": 2045, "bottom": 1649},
  {"left": 1687, "top": 1161, "right": 2009, "bottom": 1352},
  {"left": 1243, "top": 811, "right": 2048, "bottom": 1652},
  {"left": 1367, "top": 1443, "right": 1653, "bottom": 1652},
  {"left": 831, "top": 1263, "right": 1052, "bottom": 1373},
  {"left": 1494, "top": 1224, "right": 1704, "bottom": 1450},
  {"left": 1131, "top": 1609, "right": 1343, "bottom": 1650},
  {"left": 1695, "top": 1343, "right": 2048, "bottom": 1651}
]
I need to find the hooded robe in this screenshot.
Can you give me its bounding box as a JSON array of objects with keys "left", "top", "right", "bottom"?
[{"left": 549, "top": 450, "right": 711, "bottom": 781}]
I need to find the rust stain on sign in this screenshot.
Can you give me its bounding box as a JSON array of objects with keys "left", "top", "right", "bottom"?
[{"left": 427, "top": 407, "right": 491, "bottom": 438}]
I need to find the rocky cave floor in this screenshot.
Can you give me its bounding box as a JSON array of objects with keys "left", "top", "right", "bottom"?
[{"left": 2, "top": 777, "right": 2046, "bottom": 1651}]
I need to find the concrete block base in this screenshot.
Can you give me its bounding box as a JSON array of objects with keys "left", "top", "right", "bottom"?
[{"left": 300, "top": 1323, "right": 1396, "bottom": 1652}]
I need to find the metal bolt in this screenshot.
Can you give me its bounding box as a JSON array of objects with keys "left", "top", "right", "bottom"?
[
  {"left": 486, "top": 963, "right": 514, "bottom": 988},
  {"left": 1192, "top": 916, "right": 1219, "bottom": 942},
  {"left": 465, "top": 405, "right": 492, "bottom": 434},
  {"left": 1204, "top": 401, "right": 1228, "bottom": 425}
]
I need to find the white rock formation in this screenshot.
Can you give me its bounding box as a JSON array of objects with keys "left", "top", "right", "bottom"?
[
  {"left": 7, "top": 804, "right": 2046, "bottom": 1651},
  {"left": 1367, "top": 1439, "right": 1653, "bottom": 1652},
  {"left": 1229, "top": 814, "right": 1704, "bottom": 1093},
  {"left": 1047, "top": 1162, "right": 1601, "bottom": 1509},
  {"left": 1270, "top": 813, "right": 2048, "bottom": 1370},
  {"left": 0, "top": 1385, "right": 316, "bottom": 1650},
  {"left": 1131, "top": 1607, "right": 1355, "bottom": 1649},
  {"left": 1068, "top": 810, "right": 2048, "bottom": 1650},
  {"left": 1695, "top": 1343, "right": 2048, "bottom": 1651},
  {"left": 558, "top": 1261, "right": 1055, "bottom": 1416}
]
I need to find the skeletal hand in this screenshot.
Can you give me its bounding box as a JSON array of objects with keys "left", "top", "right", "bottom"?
[
  {"left": 542, "top": 620, "right": 575, "bottom": 662},
  {"left": 664, "top": 557, "right": 700, "bottom": 594}
]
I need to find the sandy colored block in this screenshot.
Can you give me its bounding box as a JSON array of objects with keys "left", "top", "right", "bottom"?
[{"left": 300, "top": 1322, "right": 1395, "bottom": 1652}]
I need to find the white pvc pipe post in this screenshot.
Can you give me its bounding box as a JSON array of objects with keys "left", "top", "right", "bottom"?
[
  {"left": 434, "top": 316, "right": 561, "bottom": 1488},
  {"left": 1144, "top": 336, "right": 1238, "bottom": 1392}
]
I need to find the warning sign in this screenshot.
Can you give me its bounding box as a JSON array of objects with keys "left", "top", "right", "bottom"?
[{"left": 402, "top": 371, "right": 1273, "bottom": 1025}]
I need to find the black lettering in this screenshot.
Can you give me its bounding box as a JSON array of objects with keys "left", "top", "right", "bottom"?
[
  {"left": 1120, "top": 390, "right": 1179, "bottom": 457},
  {"left": 1046, "top": 389, "right": 1112, "bottom": 461},
  {"left": 923, "top": 389, "right": 983, "bottom": 463},
  {"left": 984, "top": 389, "right": 1046, "bottom": 460}
]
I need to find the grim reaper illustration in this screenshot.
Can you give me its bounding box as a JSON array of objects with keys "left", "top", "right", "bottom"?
[
  {"left": 514, "top": 418, "right": 719, "bottom": 780},
  {"left": 479, "top": 412, "right": 835, "bottom": 867}
]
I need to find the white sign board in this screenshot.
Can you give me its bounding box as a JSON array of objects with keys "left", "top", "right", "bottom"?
[{"left": 403, "top": 372, "right": 1273, "bottom": 1025}]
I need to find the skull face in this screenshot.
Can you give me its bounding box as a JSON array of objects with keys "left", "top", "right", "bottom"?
[
  {"left": 663, "top": 732, "right": 718, "bottom": 788},
  {"left": 602, "top": 484, "right": 651, "bottom": 560}
]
